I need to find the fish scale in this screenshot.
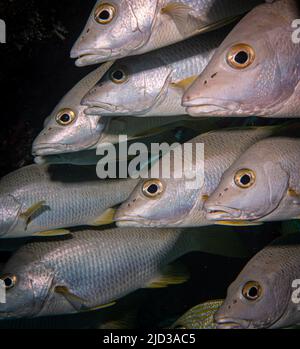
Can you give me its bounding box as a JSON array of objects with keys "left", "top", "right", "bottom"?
[{"left": 0, "top": 165, "right": 139, "bottom": 238}]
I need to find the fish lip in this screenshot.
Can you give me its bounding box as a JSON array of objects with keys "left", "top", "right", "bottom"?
[
  {"left": 32, "top": 143, "right": 91, "bottom": 156},
  {"left": 216, "top": 317, "right": 250, "bottom": 329},
  {"left": 183, "top": 97, "right": 240, "bottom": 116},
  {"left": 206, "top": 205, "right": 243, "bottom": 220},
  {"left": 82, "top": 100, "right": 119, "bottom": 113},
  {"left": 71, "top": 49, "right": 113, "bottom": 67},
  {"left": 115, "top": 214, "right": 184, "bottom": 228}
]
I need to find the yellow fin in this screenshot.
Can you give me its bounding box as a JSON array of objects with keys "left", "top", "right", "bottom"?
[
  {"left": 55, "top": 286, "right": 86, "bottom": 305},
  {"left": 146, "top": 263, "right": 189, "bottom": 289},
  {"left": 288, "top": 188, "right": 300, "bottom": 198},
  {"left": 88, "top": 302, "right": 116, "bottom": 312},
  {"left": 20, "top": 201, "right": 45, "bottom": 228},
  {"left": 34, "top": 229, "right": 70, "bottom": 237},
  {"left": 170, "top": 76, "right": 198, "bottom": 91},
  {"left": 216, "top": 221, "right": 263, "bottom": 227},
  {"left": 90, "top": 208, "right": 116, "bottom": 226}
]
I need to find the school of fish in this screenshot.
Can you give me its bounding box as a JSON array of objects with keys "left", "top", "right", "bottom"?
[{"left": 1, "top": 0, "right": 300, "bottom": 329}]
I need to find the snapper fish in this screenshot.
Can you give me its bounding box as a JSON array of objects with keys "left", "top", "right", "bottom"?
[
  {"left": 215, "top": 233, "right": 300, "bottom": 329},
  {"left": 32, "top": 62, "right": 114, "bottom": 157},
  {"left": 82, "top": 29, "right": 231, "bottom": 117},
  {"left": 0, "top": 164, "right": 138, "bottom": 238},
  {"left": 205, "top": 135, "right": 300, "bottom": 223},
  {"left": 183, "top": 0, "right": 300, "bottom": 118},
  {"left": 70, "top": 0, "right": 263, "bottom": 66},
  {"left": 0, "top": 226, "right": 249, "bottom": 319},
  {"left": 115, "top": 125, "right": 284, "bottom": 228}
]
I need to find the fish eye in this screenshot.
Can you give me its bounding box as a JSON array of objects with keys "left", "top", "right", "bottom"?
[
  {"left": 56, "top": 109, "right": 76, "bottom": 126},
  {"left": 142, "top": 179, "right": 164, "bottom": 199},
  {"left": 109, "top": 67, "right": 128, "bottom": 84},
  {"left": 0, "top": 274, "right": 17, "bottom": 290},
  {"left": 227, "top": 44, "right": 255, "bottom": 69},
  {"left": 234, "top": 169, "right": 256, "bottom": 189},
  {"left": 94, "top": 3, "right": 116, "bottom": 25},
  {"left": 242, "top": 281, "right": 262, "bottom": 301}
]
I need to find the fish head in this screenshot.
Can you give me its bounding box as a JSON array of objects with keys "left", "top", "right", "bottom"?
[
  {"left": 32, "top": 104, "right": 107, "bottom": 156},
  {"left": 183, "top": 8, "right": 298, "bottom": 117},
  {"left": 82, "top": 58, "right": 172, "bottom": 116},
  {"left": 0, "top": 195, "right": 22, "bottom": 238},
  {"left": 115, "top": 176, "right": 200, "bottom": 227},
  {"left": 71, "top": 0, "right": 159, "bottom": 66},
  {"left": 215, "top": 262, "right": 290, "bottom": 329},
  {"left": 205, "top": 151, "right": 289, "bottom": 222},
  {"left": 0, "top": 252, "right": 54, "bottom": 319}
]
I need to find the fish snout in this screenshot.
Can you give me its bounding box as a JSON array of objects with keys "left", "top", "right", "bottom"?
[{"left": 71, "top": 48, "right": 113, "bottom": 67}]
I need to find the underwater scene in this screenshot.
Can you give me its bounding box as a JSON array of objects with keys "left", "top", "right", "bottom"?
[{"left": 0, "top": 0, "right": 300, "bottom": 331}]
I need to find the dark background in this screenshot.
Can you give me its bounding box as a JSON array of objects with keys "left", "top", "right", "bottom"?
[{"left": 0, "top": 0, "right": 283, "bottom": 328}]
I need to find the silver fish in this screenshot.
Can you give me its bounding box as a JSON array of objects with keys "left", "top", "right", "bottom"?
[
  {"left": 71, "top": 0, "right": 263, "bottom": 66},
  {"left": 34, "top": 119, "right": 210, "bottom": 166},
  {"left": 215, "top": 233, "right": 300, "bottom": 329},
  {"left": 171, "top": 299, "right": 223, "bottom": 329},
  {"left": 0, "top": 164, "right": 138, "bottom": 238},
  {"left": 183, "top": 0, "right": 300, "bottom": 118},
  {"left": 115, "top": 125, "right": 281, "bottom": 228},
  {"left": 82, "top": 29, "right": 230, "bottom": 117},
  {"left": 205, "top": 135, "right": 300, "bottom": 223},
  {"left": 0, "top": 226, "right": 249, "bottom": 319},
  {"left": 32, "top": 62, "right": 114, "bottom": 157}
]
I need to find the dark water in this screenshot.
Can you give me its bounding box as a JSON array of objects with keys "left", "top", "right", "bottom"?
[{"left": 0, "top": 0, "right": 289, "bottom": 329}]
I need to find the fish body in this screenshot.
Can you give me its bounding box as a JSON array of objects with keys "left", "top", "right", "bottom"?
[
  {"left": 171, "top": 300, "right": 223, "bottom": 329},
  {"left": 183, "top": 0, "right": 300, "bottom": 118},
  {"left": 0, "top": 226, "right": 248, "bottom": 318},
  {"left": 215, "top": 233, "right": 300, "bottom": 329},
  {"left": 71, "top": 0, "right": 263, "bottom": 66},
  {"left": 115, "top": 125, "right": 279, "bottom": 228},
  {"left": 0, "top": 165, "right": 138, "bottom": 238},
  {"left": 32, "top": 62, "right": 113, "bottom": 157},
  {"left": 205, "top": 136, "right": 300, "bottom": 223},
  {"left": 82, "top": 29, "right": 231, "bottom": 117}
]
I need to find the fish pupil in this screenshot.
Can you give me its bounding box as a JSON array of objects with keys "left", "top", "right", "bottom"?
[
  {"left": 234, "top": 51, "right": 249, "bottom": 65},
  {"left": 4, "top": 277, "right": 13, "bottom": 288},
  {"left": 147, "top": 184, "right": 158, "bottom": 194},
  {"left": 99, "top": 10, "right": 110, "bottom": 20},
  {"left": 248, "top": 286, "right": 258, "bottom": 299},
  {"left": 240, "top": 174, "right": 251, "bottom": 186},
  {"left": 60, "top": 114, "right": 71, "bottom": 123},
  {"left": 112, "top": 70, "right": 124, "bottom": 81}
]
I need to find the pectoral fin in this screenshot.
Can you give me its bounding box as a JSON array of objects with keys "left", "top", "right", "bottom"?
[
  {"left": 54, "top": 286, "right": 88, "bottom": 311},
  {"left": 19, "top": 201, "right": 46, "bottom": 230},
  {"left": 170, "top": 76, "right": 198, "bottom": 91},
  {"left": 288, "top": 188, "right": 300, "bottom": 205},
  {"left": 90, "top": 208, "right": 116, "bottom": 226},
  {"left": 146, "top": 262, "right": 189, "bottom": 289}
]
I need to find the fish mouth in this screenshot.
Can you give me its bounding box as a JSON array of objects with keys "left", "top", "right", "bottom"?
[
  {"left": 71, "top": 49, "right": 113, "bottom": 67},
  {"left": 32, "top": 142, "right": 97, "bottom": 156},
  {"left": 216, "top": 317, "right": 250, "bottom": 329},
  {"left": 115, "top": 214, "right": 184, "bottom": 228},
  {"left": 82, "top": 100, "right": 121, "bottom": 113},
  {"left": 182, "top": 97, "right": 240, "bottom": 117},
  {"left": 206, "top": 205, "right": 243, "bottom": 220}
]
